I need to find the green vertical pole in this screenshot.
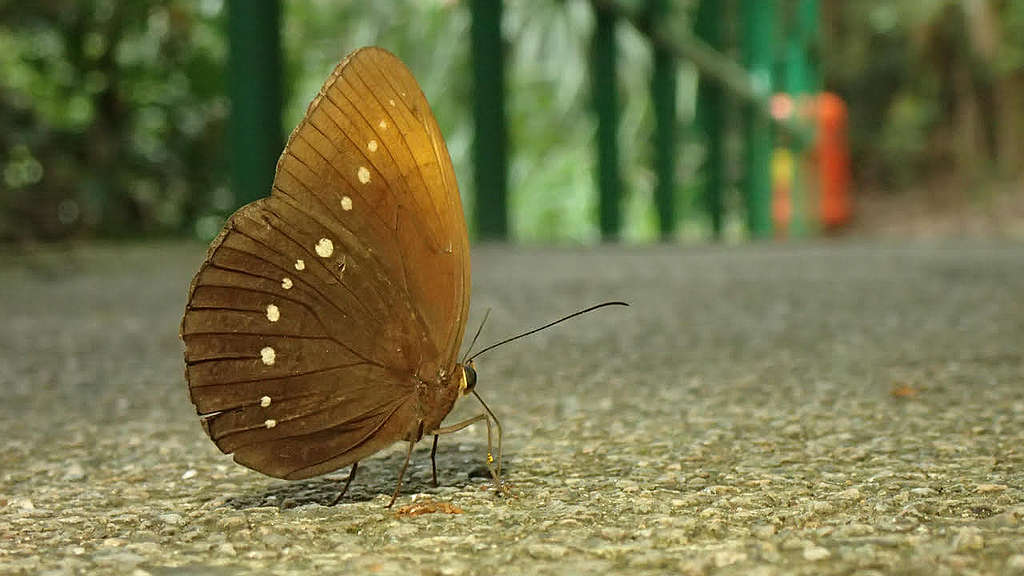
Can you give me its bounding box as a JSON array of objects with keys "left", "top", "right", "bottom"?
[
  {"left": 470, "top": 0, "right": 508, "bottom": 241},
  {"left": 649, "top": 0, "right": 677, "bottom": 240},
  {"left": 784, "top": 3, "right": 811, "bottom": 97},
  {"left": 779, "top": 0, "right": 820, "bottom": 237},
  {"left": 592, "top": 2, "right": 622, "bottom": 240},
  {"left": 780, "top": 0, "right": 801, "bottom": 237},
  {"left": 800, "top": 0, "right": 822, "bottom": 236},
  {"left": 695, "top": 0, "right": 725, "bottom": 239},
  {"left": 742, "top": 0, "right": 775, "bottom": 238},
  {"left": 782, "top": 0, "right": 817, "bottom": 237},
  {"left": 798, "top": 0, "right": 821, "bottom": 93},
  {"left": 227, "top": 0, "right": 282, "bottom": 208}
]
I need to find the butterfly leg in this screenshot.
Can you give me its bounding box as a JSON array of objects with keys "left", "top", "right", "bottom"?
[
  {"left": 329, "top": 462, "right": 359, "bottom": 506},
  {"left": 478, "top": 411, "right": 506, "bottom": 495},
  {"left": 429, "top": 413, "right": 487, "bottom": 434},
  {"left": 430, "top": 434, "right": 439, "bottom": 487},
  {"left": 469, "top": 390, "right": 504, "bottom": 478},
  {"left": 427, "top": 416, "right": 489, "bottom": 489},
  {"left": 387, "top": 440, "right": 416, "bottom": 508},
  {"left": 429, "top": 413, "right": 504, "bottom": 495}
]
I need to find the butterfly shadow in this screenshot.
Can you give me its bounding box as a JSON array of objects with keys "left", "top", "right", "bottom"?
[{"left": 222, "top": 441, "right": 505, "bottom": 510}]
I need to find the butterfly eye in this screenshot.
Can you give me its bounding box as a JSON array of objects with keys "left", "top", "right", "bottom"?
[{"left": 463, "top": 362, "right": 477, "bottom": 393}]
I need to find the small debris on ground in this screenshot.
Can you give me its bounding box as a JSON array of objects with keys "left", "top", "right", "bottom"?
[{"left": 394, "top": 499, "right": 464, "bottom": 517}]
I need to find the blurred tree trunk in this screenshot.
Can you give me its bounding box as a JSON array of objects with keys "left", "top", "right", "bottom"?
[
  {"left": 933, "top": 0, "right": 1022, "bottom": 178},
  {"left": 996, "top": 75, "right": 1024, "bottom": 173},
  {"left": 89, "top": 4, "right": 136, "bottom": 234},
  {"left": 962, "top": 0, "right": 1001, "bottom": 172},
  {"left": 966, "top": 0, "right": 1024, "bottom": 174}
]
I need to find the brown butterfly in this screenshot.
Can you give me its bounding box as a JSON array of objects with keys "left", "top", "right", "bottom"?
[{"left": 181, "top": 46, "right": 625, "bottom": 507}]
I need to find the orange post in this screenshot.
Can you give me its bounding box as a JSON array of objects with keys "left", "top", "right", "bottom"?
[{"left": 814, "top": 93, "right": 851, "bottom": 230}]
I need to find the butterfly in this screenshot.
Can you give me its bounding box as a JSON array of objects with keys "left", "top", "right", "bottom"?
[
  {"left": 180, "top": 46, "right": 497, "bottom": 507},
  {"left": 181, "top": 46, "right": 626, "bottom": 507}
]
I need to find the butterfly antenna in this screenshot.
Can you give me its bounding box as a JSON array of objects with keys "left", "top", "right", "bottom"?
[
  {"left": 466, "top": 301, "right": 629, "bottom": 363},
  {"left": 461, "top": 308, "right": 492, "bottom": 363}
]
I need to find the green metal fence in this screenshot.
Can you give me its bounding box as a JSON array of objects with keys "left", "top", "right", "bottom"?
[
  {"left": 227, "top": 0, "right": 282, "bottom": 208},
  {"left": 584, "top": 0, "right": 818, "bottom": 241},
  {"left": 227, "top": 0, "right": 820, "bottom": 242}
]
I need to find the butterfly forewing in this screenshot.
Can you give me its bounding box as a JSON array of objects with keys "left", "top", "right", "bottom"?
[{"left": 182, "top": 47, "right": 470, "bottom": 481}]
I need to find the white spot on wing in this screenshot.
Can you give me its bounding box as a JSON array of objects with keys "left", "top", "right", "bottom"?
[
  {"left": 260, "top": 395, "right": 271, "bottom": 408},
  {"left": 281, "top": 277, "right": 293, "bottom": 290},
  {"left": 260, "top": 346, "right": 276, "bottom": 366},
  {"left": 264, "top": 419, "right": 277, "bottom": 429},
  {"left": 367, "top": 139, "right": 378, "bottom": 152},
  {"left": 315, "top": 238, "right": 334, "bottom": 258},
  {"left": 357, "top": 166, "right": 371, "bottom": 184},
  {"left": 294, "top": 259, "right": 305, "bottom": 271},
  {"left": 340, "top": 196, "right": 352, "bottom": 211},
  {"left": 266, "top": 304, "right": 280, "bottom": 322},
  {"left": 388, "top": 98, "right": 396, "bottom": 107},
  {"left": 378, "top": 119, "right": 387, "bottom": 130}
]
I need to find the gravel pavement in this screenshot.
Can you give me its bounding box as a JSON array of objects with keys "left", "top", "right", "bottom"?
[{"left": 1, "top": 241, "right": 1023, "bottom": 575}]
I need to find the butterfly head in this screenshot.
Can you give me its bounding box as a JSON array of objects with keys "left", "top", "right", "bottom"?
[{"left": 458, "top": 361, "right": 478, "bottom": 396}]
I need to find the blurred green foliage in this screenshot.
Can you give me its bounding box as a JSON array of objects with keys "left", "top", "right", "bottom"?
[
  {"left": 1, "top": 0, "right": 1021, "bottom": 242},
  {"left": 823, "top": 0, "right": 1024, "bottom": 188},
  {"left": 0, "top": 0, "right": 227, "bottom": 240}
]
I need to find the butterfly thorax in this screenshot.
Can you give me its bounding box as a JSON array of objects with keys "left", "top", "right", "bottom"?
[{"left": 415, "top": 363, "right": 472, "bottom": 438}]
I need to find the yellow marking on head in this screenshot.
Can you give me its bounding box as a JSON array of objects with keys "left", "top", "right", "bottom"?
[{"left": 457, "top": 366, "right": 468, "bottom": 393}]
